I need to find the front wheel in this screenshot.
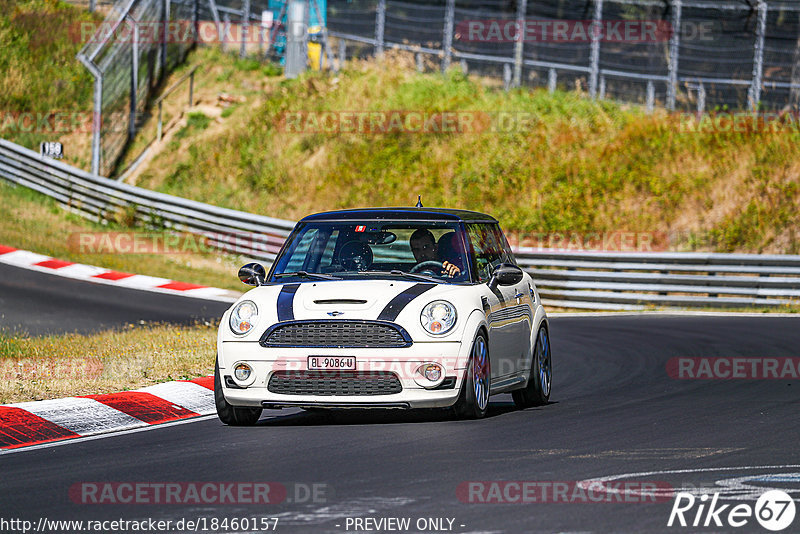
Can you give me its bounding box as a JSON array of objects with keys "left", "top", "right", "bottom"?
[
  {"left": 512, "top": 325, "right": 552, "bottom": 409},
  {"left": 453, "top": 332, "right": 490, "bottom": 419},
  {"left": 214, "top": 359, "right": 262, "bottom": 426}
]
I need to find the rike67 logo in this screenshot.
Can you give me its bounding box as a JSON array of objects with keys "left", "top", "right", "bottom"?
[{"left": 668, "top": 490, "right": 796, "bottom": 531}]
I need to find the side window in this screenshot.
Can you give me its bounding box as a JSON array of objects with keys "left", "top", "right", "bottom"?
[{"left": 467, "top": 223, "right": 505, "bottom": 282}]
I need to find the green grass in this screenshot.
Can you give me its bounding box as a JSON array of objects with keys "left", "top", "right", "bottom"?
[
  {"left": 0, "top": 180, "right": 246, "bottom": 291},
  {"left": 132, "top": 50, "right": 800, "bottom": 254}
]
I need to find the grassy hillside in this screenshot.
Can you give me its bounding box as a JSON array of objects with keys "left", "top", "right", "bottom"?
[
  {"left": 132, "top": 48, "right": 800, "bottom": 254},
  {"left": 0, "top": 0, "right": 100, "bottom": 169}
]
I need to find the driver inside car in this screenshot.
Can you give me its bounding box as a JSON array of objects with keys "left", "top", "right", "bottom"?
[{"left": 409, "top": 228, "right": 462, "bottom": 277}]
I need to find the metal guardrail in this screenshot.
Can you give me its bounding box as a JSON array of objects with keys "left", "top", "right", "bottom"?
[{"left": 2, "top": 137, "right": 800, "bottom": 310}]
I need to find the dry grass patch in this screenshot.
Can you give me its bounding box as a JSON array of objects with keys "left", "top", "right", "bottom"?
[{"left": 0, "top": 322, "right": 217, "bottom": 403}]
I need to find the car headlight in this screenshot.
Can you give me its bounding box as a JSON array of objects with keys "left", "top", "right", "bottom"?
[
  {"left": 420, "top": 300, "right": 457, "bottom": 335},
  {"left": 229, "top": 300, "right": 258, "bottom": 335}
]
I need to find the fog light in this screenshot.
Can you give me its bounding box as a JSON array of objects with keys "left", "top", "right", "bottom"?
[
  {"left": 234, "top": 363, "right": 252, "bottom": 381},
  {"left": 423, "top": 364, "right": 442, "bottom": 382},
  {"left": 414, "top": 363, "right": 445, "bottom": 389}
]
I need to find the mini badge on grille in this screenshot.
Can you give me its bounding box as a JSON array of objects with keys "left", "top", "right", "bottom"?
[{"left": 327, "top": 311, "right": 344, "bottom": 316}]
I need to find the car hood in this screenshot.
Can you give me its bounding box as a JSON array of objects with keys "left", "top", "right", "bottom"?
[{"left": 224, "top": 279, "right": 477, "bottom": 341}]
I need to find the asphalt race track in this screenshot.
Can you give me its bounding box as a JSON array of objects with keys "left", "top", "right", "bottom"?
[
  {"left": 1, "top": 277, "right": 799, "bottom": 534},
  {"left": 0, "top": 263, "right": 230, "bottom": 335}
]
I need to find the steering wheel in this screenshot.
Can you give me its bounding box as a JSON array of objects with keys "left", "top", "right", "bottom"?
[
  {"left": 411, "top": 260, "right": 445, "bottom": 275},
  {"left": 339, "top": 241, "right": 373, "bottom": 271}
]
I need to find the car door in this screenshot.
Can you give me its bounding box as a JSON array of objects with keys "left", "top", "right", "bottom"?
[
  {"left": 466, "top": 223, "right": 518, "bottom": 380},
  {"left": 492, "top": 224, "right": 533, "bottom": 374}
]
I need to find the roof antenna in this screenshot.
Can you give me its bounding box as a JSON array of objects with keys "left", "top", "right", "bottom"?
[{"left": 415, "top": 195, "right": 423, "bottom": 208}]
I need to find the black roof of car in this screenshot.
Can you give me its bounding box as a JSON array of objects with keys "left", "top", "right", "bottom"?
[{"left": 300, "top": 207, "right": 498, "bottom": 223}]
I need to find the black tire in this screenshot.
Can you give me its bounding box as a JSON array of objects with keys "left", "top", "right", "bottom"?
[
  {"left": 512, "top": 325, "right": 552, "bottom": 409},
  {"left": 214, "top": 359, "right": 262, "bottom": 426},
  {"left": 453, "top": 331, "right": 490, "bottom": 419}
]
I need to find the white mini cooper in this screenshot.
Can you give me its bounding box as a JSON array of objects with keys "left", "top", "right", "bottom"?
[{"left": 215, "top": 207, "right": 551, "bottom": 424}]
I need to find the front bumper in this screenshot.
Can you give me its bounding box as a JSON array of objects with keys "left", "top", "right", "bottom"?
[{"left": 218, "top": 341, "right": 469, "bottom": 409}]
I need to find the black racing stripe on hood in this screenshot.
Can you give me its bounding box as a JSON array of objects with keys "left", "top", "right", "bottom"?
[
  {"left": 277, "top": 283, "right": 301, "bottom": 322},
  {"left": 377, "top": 283, "right": 437, "bottom": 322}
]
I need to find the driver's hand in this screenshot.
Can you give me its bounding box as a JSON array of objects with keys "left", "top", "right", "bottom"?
[{"left": 442, "top": 261, "right": 461, "bottom": 277}]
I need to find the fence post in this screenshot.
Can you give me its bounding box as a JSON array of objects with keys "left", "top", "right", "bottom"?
[
  {"left": 162, "top": 0, "right": 170, "bottom": 72},
  {"left": 442, "top": 0, "right": 455, "bottom": 72},
  {"left": 589, "top": 0, "right": 603, "bottom": 98},
  {"left": 666, "top": 0, "right": 681, "bottom": 111},
  {"left": 749, "top": 0, "right": 767, "bottom": 112},
  {"left": 129, "top": 15, "right": 139, "bottom": 140},
  {"left": 548, "top": 67, "right": 556, "bottom": 92},
  {"left": 193, "top": 0, "right": 199, "bottom": 47},
  {"left": 599, "top": 74, "right": 605, "bottom": 99},
  {"left": 512, "top": 0, "right": 527, "bottom": 87},
  {"left": 89, "top": 0, "right": 95, "bottom": 12},
  {"left": 223, "top": 13, "right": 230, "bottom": 52},
  {"left": 91, "top": 75, "right": 102, "bottom": 176},
  {"left": 375, "top": 0, "right": 386, "bottom": 57},
  {"left": 646, "top": 80, "right": 655, "bottom": 113},
  {"left": 504, "top": 63, "right": 512, "bottom": 91},
  {"left": 240, "top": 0, "right": 250, "bottom": 58},
  {"left": 189, "top": 70, "right": 195, "bottom": 107},
  {"left": 416, "top": 52, "right": 423, "bottom": 72}
]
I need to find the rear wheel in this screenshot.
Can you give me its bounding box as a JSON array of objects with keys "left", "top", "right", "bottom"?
[
  {"left": 453, "top": 332, "right": 490, "bottom": 419},
  {"left": 512, "top": 325, "right": 552, "bottom": 409},
  {"left": 214, "top": 359, "right": 262, "bottom": 426}
]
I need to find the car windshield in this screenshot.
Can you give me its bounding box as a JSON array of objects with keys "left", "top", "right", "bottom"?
[{"left": 269, "top": 221, "right": 472, "bottom": 283}]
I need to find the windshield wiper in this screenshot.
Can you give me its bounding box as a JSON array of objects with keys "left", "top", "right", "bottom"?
[
  {"left": 353, "top": 270, "right": 441, "bottom": 283},
  {"left": 274, "top": 271, "right": 341, "bottom": 281}
]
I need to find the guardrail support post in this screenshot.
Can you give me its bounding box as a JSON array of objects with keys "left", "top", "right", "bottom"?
[
  {"left": 375, "top": 0, "right": 385, "bottom": 57},
  {"left": 548, "top": 68, "right": 556, "bottom": 93},
  {"left": 512, "top": 0, "right": 527, "bottom": 87},
  {"left": 599, "top": 74, "right": 605, "bottom": 99},
  {"left": 749, "top": 0, "right": 767, "bottom": 112},
  {"left": 589, "top": 0, "right": 603, "bottom": 98},
  {"left": 504, "top": 63, "right": 512, "bottom": 91},
  {"left": 696, "top": 82, "right": 706, "bottom": 116},
  {"left": 646, "top": 80, "right": 655, "bottom": 113},
  {"left": 338, "top": 38, "right": 346, "bottom": 71},
  {"left": 442, "top": 0, "right": 455, "bottom": 72},
  {"left": 416, "top": 52, "right": 423, "bottom": 72},
  {"left": 666, "top": 0, "right": 682, "bottom": 111}
]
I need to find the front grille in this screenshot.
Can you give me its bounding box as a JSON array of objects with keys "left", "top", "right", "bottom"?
[
  {"left": 260, "top": 320, "right": 411, "bottom": 348},
  {"left": 267, "top": 371, "right": 403, "bottom": 396}
]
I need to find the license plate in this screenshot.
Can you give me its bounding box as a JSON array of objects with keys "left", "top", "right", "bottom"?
[{"left": 308, "top": 356, "right": 356, "bottom": 370}]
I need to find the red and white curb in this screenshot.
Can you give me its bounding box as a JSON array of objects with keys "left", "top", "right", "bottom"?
[
  {"left": 0, "top": 245, "right": 240, "bottom": 302},
  {"left": 0, "top": 377, "right": 215, "bottom": 450}
]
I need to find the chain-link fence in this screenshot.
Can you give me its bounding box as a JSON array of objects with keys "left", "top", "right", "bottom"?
[
  {"left": 327, "top": 0, "right": 800, "bottom": 114},
  {"left": 76, "top": 0, "right": 327, "bottom": 176}
]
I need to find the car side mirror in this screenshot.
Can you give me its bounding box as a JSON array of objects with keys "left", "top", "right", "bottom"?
[
  {"left": 238, "top": 263, "right": 266, "bottom": 286},
  {"left": 490, "top": 263, "right": 524, "bottom": 287}
]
